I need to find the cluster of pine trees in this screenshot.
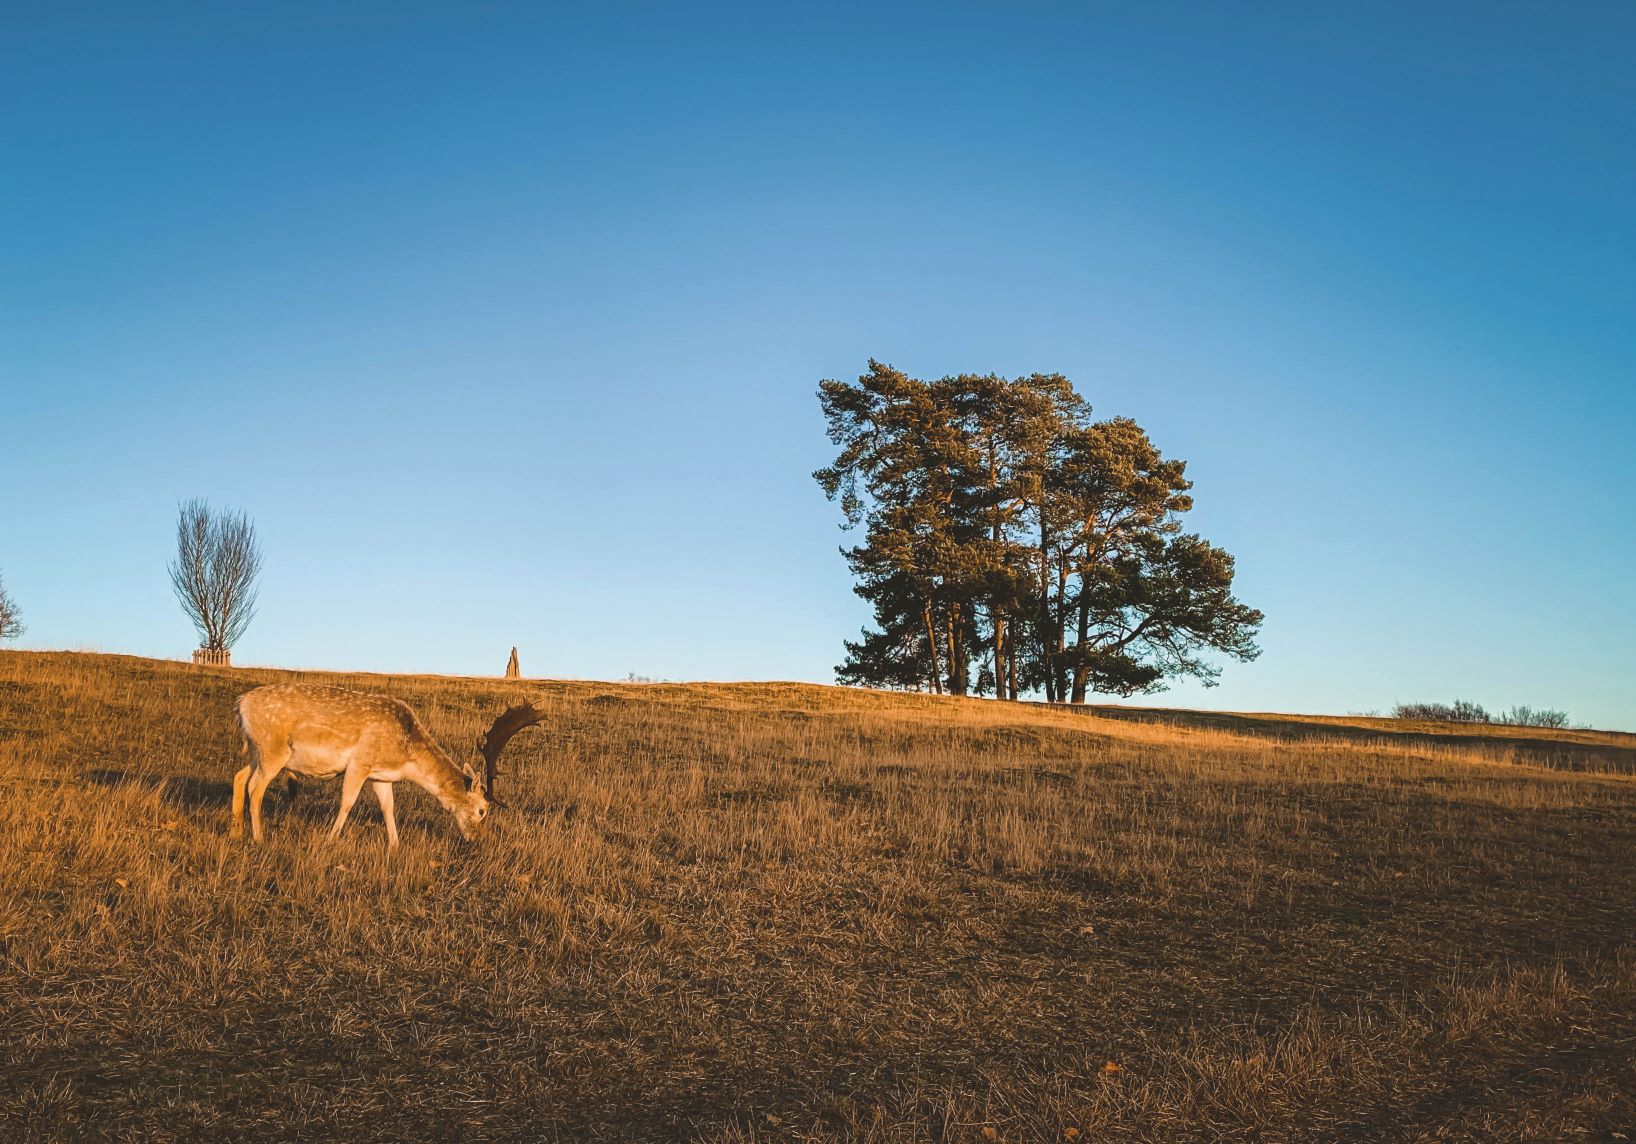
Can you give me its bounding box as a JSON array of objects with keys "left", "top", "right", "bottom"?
[{"left": 815, "top": 361, "right": 1263, "bottom": 702}]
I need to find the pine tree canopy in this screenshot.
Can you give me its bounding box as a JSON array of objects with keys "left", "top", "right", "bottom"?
[{"left": 815, "top": 361, "right": 1263, "bottom": 702}]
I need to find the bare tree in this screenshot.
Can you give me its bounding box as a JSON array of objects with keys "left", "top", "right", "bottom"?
[
  {"left": 168, "top": 499, "right": 263, "bottom": 652},
  {"left": 0, "top": 574, "right": 22, "bottom": 641}
]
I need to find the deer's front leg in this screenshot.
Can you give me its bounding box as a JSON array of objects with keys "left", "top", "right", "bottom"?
[
  {"left": 329, "top": 763, "right": 370, "bottom": 840},
  {"left": 371, "top": 780, "right": 399, "bottom": 850}
]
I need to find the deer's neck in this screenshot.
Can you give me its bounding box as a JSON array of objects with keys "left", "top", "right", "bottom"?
[{"left": 406, "top": 742, "right": 475, "bottom": 810}]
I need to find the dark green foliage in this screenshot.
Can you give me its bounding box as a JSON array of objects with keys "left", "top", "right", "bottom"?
[{"left": 816, "top": 362, "right": 1263, "bottom": 701}]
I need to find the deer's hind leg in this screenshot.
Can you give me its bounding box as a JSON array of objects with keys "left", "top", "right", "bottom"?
[
  {"left": 230, "top": 764, "right": 252, "bottom": 838},
  {"left": 246, "top": 740, "right": 291, "bottom": 844}
]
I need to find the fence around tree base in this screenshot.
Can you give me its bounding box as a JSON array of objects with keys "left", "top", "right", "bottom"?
[{"left": 191, "top": 648, "right": 232, "bottom": 667}]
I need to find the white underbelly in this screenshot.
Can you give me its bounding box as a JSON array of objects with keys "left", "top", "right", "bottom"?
[
  {"left": 282, "top": 747, "right": 406, "bottom": 784},
  {"left": 284, "top": 748, "right": 348, "bottom": 780}
]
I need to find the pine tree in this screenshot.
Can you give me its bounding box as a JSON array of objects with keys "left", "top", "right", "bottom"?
[
  {"left": 816, "top": 362, "right": 971, "bottom": 693},
  {"left": 1049, "top": 418, "right": 1261, "bottom": 700},
  {"left": 816, "top": 362, "right": 1262, "bottom": 701}
]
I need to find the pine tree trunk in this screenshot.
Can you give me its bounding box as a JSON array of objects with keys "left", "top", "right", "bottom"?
[
  {"left": 986, "top": 608, "right": 1000, "bottom": 699},
  {"left": 1054, "top": 556, "right": 1072, "bottom": 702},
  {"left": 1006, "top": 636, "right": 1018, "bottom": 701},
  {"left": 988, "top": 618, "right": 1001, "bottom": 697},
  {"left": 1039, "top": 513, "right": 1056, "bottom": 703},
  {"left": 1070, "top": 596, "right": 1091, "bottom": 703},
  {"left": 984, "top": 436, "right": 1010, "bottom": 701},
  {"left": 922, "top": 599, "right": 943, "bottom": 695}
]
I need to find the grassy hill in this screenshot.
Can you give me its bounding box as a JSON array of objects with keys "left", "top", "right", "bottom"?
[{"left": 1, "top": 650, "right": 1633, "bottom": 1141}]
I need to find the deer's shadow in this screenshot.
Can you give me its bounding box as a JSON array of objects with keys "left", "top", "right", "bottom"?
[{"left": 82, "top": 769, "right": 365, "bottom": 823}]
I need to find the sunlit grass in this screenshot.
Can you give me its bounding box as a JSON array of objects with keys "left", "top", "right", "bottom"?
[{"left": 1, "top": 650, "right": 1632, "bottom": 1140}]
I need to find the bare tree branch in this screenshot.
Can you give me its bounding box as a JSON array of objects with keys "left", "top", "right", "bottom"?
[{"left": 0, "top": 574, "right": 23, "bottom": 641}]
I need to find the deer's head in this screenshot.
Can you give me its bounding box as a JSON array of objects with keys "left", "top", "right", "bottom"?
[{"left": 452, "top": 761, "right": 491, "bottom": 840}]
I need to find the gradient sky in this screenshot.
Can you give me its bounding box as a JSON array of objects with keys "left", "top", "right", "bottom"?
[{"left": 4, "top": 2, "right": 1633, "bottom": 728}]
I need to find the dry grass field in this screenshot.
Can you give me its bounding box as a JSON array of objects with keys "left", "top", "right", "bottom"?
[{"left": 1, "top": 650, "right": 1633, "bottom": 1141}]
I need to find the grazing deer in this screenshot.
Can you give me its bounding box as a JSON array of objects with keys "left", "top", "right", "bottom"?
[{"left": 231, "top": 683, "right": 548, "bottom": 849}]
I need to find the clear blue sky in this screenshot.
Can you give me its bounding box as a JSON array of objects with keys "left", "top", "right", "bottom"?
[{"left": 4, "top": 3, "right": 1632, "bottom": 728}]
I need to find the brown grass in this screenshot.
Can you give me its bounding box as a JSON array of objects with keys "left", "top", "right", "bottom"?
[{"left": 1, "top": 650, "right": 1633, "bottom": 1141}]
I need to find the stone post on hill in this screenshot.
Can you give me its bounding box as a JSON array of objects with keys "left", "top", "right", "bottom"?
[{"left": 505, "top": 646, "right": 520, "bottom": 679}]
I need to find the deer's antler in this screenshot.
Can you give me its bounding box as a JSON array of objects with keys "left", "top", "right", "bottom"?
[{"left": 476, "top": 701, "right": 549, "bottom": 806}]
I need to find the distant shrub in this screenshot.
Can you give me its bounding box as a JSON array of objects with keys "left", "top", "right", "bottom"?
[
  {"left": 1392, "top": 701, "right": 1573, "bottom": 728},
  {"left": 1496, "top": 706, "right": 1571, "bottom": 729},
  {"left": 1393, "top": 700, "right": 1490, "bottom": 723},
  {"left": 1450, "top": 699, "right": 1491, "bottom": 723}
]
